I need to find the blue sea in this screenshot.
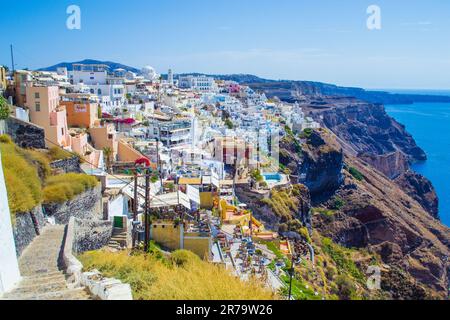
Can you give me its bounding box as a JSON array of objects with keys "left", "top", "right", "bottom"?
[{"left": 384, "top": 96, "right": 450, "bottom": 226}]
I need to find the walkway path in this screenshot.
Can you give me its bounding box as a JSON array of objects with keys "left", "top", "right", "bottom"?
[{"left": 1, "top": 225, "right": 91, "bottom": 300}]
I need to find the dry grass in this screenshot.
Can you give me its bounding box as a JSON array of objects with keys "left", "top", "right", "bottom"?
[
  {"left": 47, "top": 146, "right": 74, "bottom": 161},
  {"left": 0, "top": 138, "right": 43, "bottom": 216},
  {"left": 43, "top": 173, "right": 98, "bottom": 203},
  {"left": 21, "top": 149, "right": 52, "bottom": 180},
  {"left": 79, "top": 250, "right": 277, "bottom": 300}
]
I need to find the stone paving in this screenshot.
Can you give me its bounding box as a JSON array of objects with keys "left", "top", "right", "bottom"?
[{"left": 1, "top": 225, "right": 91, "bottom": 300}]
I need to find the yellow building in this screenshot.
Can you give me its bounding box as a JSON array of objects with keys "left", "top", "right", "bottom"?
[{"left": 150, "top": 220, "right": 212, "bottom": 259}]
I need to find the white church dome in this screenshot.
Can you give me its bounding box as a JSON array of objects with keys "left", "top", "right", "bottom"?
[{"left": 141, "top": 66, "right": 157, "bottom": 80}]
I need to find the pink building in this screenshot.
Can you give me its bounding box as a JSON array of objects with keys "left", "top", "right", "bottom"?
[
  {"left": 26, "top": 85, "right": 71, "bottom": 148},
  {"left": 70, "top": 131, "right": 104, "bottom": 169}
]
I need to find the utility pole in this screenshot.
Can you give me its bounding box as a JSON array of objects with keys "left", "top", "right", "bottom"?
[
  {"left": 132, "top": 171, "right": 138, "bottom": 248},
  {"left": 10, "top": 44, "right": 15, "bottom": 73},
  {"left": 156, "top": 138, "right": 163, "bottom": 187},
  {"left": 144, "top": 169, "right": 150, "bottom": 252},
  {"left": 256, "top": 126, "right": 260, "bottom": 171}
]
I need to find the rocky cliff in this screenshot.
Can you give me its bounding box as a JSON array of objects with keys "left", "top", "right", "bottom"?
[
  {"left": 395, "top": 171, "right": 439, "bottom": 219},
  {"left": 301, "top": 131, "right": 344, "bottom": 195},
  {"left": 283, "top": 129, "right": 449, "bottom": 299},
  {"left": 305, "top": 98, "right": 426, "bottom": 179}
]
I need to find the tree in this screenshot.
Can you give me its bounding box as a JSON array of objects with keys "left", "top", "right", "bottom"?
[
  {"left": 103, "top": 147, "right": 113, "bottom": 173},
  {"left": 0, "top": 96, "right": 12, "bottom": 120}
]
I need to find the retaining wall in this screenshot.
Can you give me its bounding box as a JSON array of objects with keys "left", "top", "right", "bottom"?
[{"left": 43, "top": 185, "right": 102, "bottom": 224}]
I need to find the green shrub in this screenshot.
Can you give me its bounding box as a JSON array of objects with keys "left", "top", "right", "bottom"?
[
  {"left": 348, "top": 167, "right": 364, "bottom": 181},
  {"left": 335, "top": 274, "right": 358, "bottom": 300},
  {"left": 321, "top": 238, "right": 365, "bottom": 284},
  {"left": 224, "top": 118, "right": 234, "bottom": 129},
  {"left": 0, "top": 97, "right": 12, "bottom": 120},
  {"left": 299, "top": 128, "right": 313, "bottom": 139},
  {"left": 43, "top": 173, "right": 98, "bottom": 203},
  {"left": 332, "top": 196, "right": 346, "bottom": 210},
  {"left": 250, "top": 169, "right": 264, "bottom": 182},
  {"left": 299, "top": 227, "right": 312, "bottom": 244},
  {"left": 312, "top": 207, "right": 336, "bottom": 222}
]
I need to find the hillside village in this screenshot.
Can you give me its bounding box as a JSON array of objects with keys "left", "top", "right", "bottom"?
[
  {"left": 0, "top": 63, "right": 326, "bottom": 300},
  {"left": 1, "top": 62, "right": 448, "bottom": 301}
]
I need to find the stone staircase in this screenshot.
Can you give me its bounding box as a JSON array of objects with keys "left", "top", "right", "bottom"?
[
  {"left": 1, "top": 225, "right": 92, "bottom": 300},
  {"left": 107, "top": 228, "right": 129, "bottom": 251}
]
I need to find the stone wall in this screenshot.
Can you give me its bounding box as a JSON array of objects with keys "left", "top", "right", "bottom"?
[
  {"left": 50, "top": 156, "right": 81, "bottom": 174},
  {"left": 13, "top": 206, "right": 46, "bottom": 256},
  {"left": 6, "top": 117, "right": 45, "bottom": 149},
  {"left": 43, "top": 185, "right": 102, "bottom": 225},
  {"left": 73, "top": 218, "right": 113, "bottom": 254}
]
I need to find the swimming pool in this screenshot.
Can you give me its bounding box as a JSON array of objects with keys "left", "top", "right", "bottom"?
[{"left": 262, "top": 173, "right": 282, "bottom": 183}]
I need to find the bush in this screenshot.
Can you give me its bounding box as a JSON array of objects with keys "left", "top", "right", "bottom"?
[
  {"left": 348, "top": 167, "right": 364, "bottom": 181},
  {"left": 299, "top": 128, "right": 313, "bottom": 139},
  {"left": 170, "top": 250, "right": 200, "bottom": 267},
  {"left": 0, "top": 96, "right": 12, "bottom": 120},
  {"left": 332, "top": 196, "right": 346, "bottom": 210},
  {"left": 321, "top": 238, "right": 365, "bottom": 284},
  {"left": 250, "top": 169, "right": 264, "bottom": 182},
  {"left": 312, "top": 207, "right": 336, "bottom": 222},
  {"left": 21, "top": 149, "right": 52, "bottom": 180},
  {"left": 299, "top": 227, "right": 312, "bottom": 244},
  {"left": 0, "top": 134, "right": 12, "bottom": 144},
  {"left": 335, "top": 275, "right": 357, "bottom": 300},
  {"left": 224, "top": 118, "right": 234, "bottom": 129},
  {"left": 43, "top": 173, "right": 98, "bottom": 203}
]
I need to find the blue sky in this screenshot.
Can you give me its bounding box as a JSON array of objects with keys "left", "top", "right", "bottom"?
[{"left": 1, "top": 0, "right": 450, "bottom": 89}]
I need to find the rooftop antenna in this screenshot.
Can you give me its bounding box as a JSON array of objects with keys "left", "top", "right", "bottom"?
[{"left": 10, "top": 44, "right": 15, "bottom": 73}]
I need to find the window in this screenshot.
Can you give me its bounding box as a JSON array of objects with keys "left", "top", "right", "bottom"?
[
  {"left": 98, "top": 89, "right": 102, "bottom": 95},
  {"left": 35, "top": 102, "right": 40, "bottom": 112},
  {"left": 61, "top": 128, "right": 64, "bottom": 135},
  {"left": 35, "top": 92, "right": 40, "bottom": 99}
]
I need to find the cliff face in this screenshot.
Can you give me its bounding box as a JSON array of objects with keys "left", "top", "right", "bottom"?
[
  {"left": 395, "top": 171, "right": 439, "bottom": 219},
  {"left": 297, "top": 130, "right": 344, "bottom": 201},
  {"left": 306, "top": 99, "right": 426, "bottom": 179},
  {"left": 276, "top": 129, "right": 449, "bottom": 299},
  {"left": 296, "top": 130, "right": 449, "bottom": 299}
]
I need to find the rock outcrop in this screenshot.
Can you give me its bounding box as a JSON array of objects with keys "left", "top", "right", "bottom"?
[
  {"left": 395, "top": 171, "right": 439, "bottom": 219},
  {"left": 298, "top": 130, "right": 344, "bottom": 201}
]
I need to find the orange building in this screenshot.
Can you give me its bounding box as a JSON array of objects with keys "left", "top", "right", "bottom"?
[
  {"left": 90, "top": 124, "right": 119, "bottom": 159},
  {"left": 61, "top": 94, "right": 99, "bottom": 129}
]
